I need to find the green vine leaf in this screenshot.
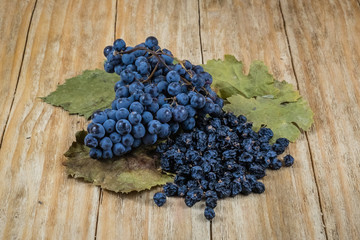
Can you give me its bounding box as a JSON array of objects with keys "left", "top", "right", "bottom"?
[
  {"left": 203, "top": 55, "right": 314, "bottom": 142},
  {"left": 41, "top": 69, "right": 119, "bottom": 119},
  {"left": 63, "top": 131, "right": 173, "bottom": 193}
]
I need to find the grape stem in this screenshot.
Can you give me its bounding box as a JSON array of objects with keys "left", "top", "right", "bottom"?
[{"left": 114, "top": 46, "right": 209, "bottom": 95}]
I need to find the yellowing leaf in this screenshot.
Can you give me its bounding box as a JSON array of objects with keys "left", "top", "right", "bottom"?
[
  {"left": 42, "top": 69, "right": 119, "bottom": 119},
  {"left": 203, "top": 55, "right": 314, "bottom": 142},
  {"left": 63, "top": 131, "right": 173, "bottom": 193}
]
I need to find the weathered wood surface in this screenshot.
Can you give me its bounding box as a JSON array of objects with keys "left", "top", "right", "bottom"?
[
  {"left": 0, "top": 0, "right": 37, "bottom": 145},
  {"left": 199, "top": 0, "right": 325, "bottom": 239},
  {"left": 280, "top": 0, "right": 360, "bottom": 239},
  {"left": 0, "top": 0, "right": 359, "bottom": 239},
  {"left": 0, "top": 0, "right": 116, "bottom": 239}
]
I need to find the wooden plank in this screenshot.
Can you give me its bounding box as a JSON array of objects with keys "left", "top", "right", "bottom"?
[
  {"left": 199, "top": 0, "right": 326, "bottom": 239},
  {"left": 0, "top": 0, "right": 36, "bottom": 144},
  {"left": 95, "top": 1, "right": 210, "bottom": 239},
  {"left": 0, "top": 0, "right": 116, "bottom": 239},
  {"left": 280, "top": 0, "right": 360, "bottom": 238}
]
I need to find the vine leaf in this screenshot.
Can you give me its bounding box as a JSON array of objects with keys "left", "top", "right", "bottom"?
[
  {"left": 41, "top": 69, "right": 119, "bottom": 119},
  {"left": 203, "top": 55, "right": 314, "bottom": 142},
  {"left": 63, "top": 131, "right": 173, "bottom": 193}
]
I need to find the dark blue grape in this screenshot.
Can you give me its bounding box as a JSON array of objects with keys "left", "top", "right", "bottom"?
[
  {"left": 113, "top": 38, "right": 126, "bottom": 51},
  {"left": 100, "top": 137, "right": 113, "bottom": 150},
  {"left": 116, "top": 119, "right": 132, "bottom": 135},
  {"left": 89, "top": 148, "right": 102, "bottom": 159}
]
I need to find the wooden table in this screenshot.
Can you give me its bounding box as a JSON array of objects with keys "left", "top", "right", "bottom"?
[{"left": 1, "top": 0, "right": 359, "bottom": 239}]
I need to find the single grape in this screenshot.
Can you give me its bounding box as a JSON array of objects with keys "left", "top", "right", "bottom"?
[
  {"left": 89, "top": 148, "right": 102, "bottom": 159},
  {"left": 158, "top": 123, "right": 170, "bottom": 138},
  {"left": 84, "top": 134, "right": 98, "bottom": 148},
  {"left": 145, "top": 83, "right": 159, "bottom": 97},
  {"left": 139, "top": 93, "right": 153, "bottom": 106},
  {"left": 129, "top": 102, "right": 144, "bottom": 114},
  {"left": 103, "top": 46, "right": 113, "bottom": 57},
  {"left": 116, "top": 119, "right": 132, "bottom": 135},
  {"left": 115, "top": 86, "right": 130, "bottom": 98},
  {"left": 185, "top": 105, "right": 196, "bottom": 117},
  {"left": 103, "top": 119, "right": 116, "bottom": 133},
  {"left": 176, "top": 93, "right": 189, "bottom": 105},
  {"left": 142, "top": 111, "right": 153, "bottom": 124},
  {"left": 111, "top": 99, "right": 118, "bottom": 110},
  {"left": 128, "top": 112, "right": 142, "bottom": 125},
  {"left": 203, "top": 98, "right": 215, "bottom": 114},
  {"left": 92, "top": 111, "right": 108, "bottom": 124},
  {"left": 100, "top": 137, "right": 113, "bottom": 150},
  {"left": 120, "top": 69, "right": 135, "bottom": 84},
  {"left": 142, "top": 133, "right": 158, "bottom": 145},
  {"left": 135, "top": 56, "right": 147, "bottom": 67},
  {"left": 122, "top": 53, "right": 135, "bottom": 65},
  {"left": 89, "top": 123, "right": 105, "bottom": 138},
  {"left": 167, "top": 82, "right": 181, "bottom": 96},
  {"left": 191, "top": 74, "right": 205, "bottom": 88},
  {"left": 116, "top": 108, "right": 130, "bottom": 120},
  {"left": 161, "top": 49, "right": 173, "bottom": 64},
  {"left": 147, "top": 102, "right": 160, "bottom": 113},
  {"left": 132, "top": 89, "right": 145, "bottom": 101},
  {"left": 104, "top": 62, "right": 114, "bottom": 73},
  {"left": 148, "top": 120, "right": 162, "bottom": 134},
  {"left": 190, "top": 94, "right": 206, "bottom": 109},
  {"left": 137, "top": 61, "right": 150, "bottom": 75},
  {"left": 132, "top": 124, "right": 146, "bottom": 138},
  {"left": 166, "top": 70, "right": 180, "bottom": 83},
  {"left": 116, "top": 98, "right": 132, "bottom": 109},
  {"left": 113, "top": 143, "right": 126, "bottom": 156},
  {"left": 156, "top": 108, "right": 172, "bottom": 123},
  {"left": 157, "top": 94, "right": 166, "bottom": 105},
  {"left": 113, "top": 38, "right": 126, "bottom": 51},
  {"left": 215, "top": 98, "right": 224, "bottom": 108},
  {"left": 157, "top": 81, "right": 168, "bottom": 93},
  {"left": 193, "top": 65, "right": 204, "bottom": 74},
  {"left": 122, "top": 134, "right": 134, "bottom": 147},
  {"left": 102, "top": 149, "right": 113, "bottom": 159},
  {"left": 172, "top": 105, "right": 188, "bottom": 122},
  {"left": 129, "top": 81, "right": 144, "bottom": 94},
  {"left": 126, "top": 64, "right": 136, "bottom": 71},
  {"left": 106, "top": 109, "right": 117, "bottom": 120},
  {"left": 182, "top": 117, "right": 196, "bottom": 131},
  {"left": 145, "top": 36, "right": 158, "bottom": 49},
  {"left": 114, "top": 65, "right": 123, "bottom": 75},
  {"left": 109, "top": 132, "right": 122, "bottom": 143}
]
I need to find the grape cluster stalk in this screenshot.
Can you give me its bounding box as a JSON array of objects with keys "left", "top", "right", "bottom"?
[{"left": 84, "top": 36, "right": 224, "bottom": 159}]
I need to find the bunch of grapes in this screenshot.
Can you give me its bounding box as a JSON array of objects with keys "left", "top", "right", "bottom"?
[{"left": 84, "top": 36, "right": 224, "bottom": 159}]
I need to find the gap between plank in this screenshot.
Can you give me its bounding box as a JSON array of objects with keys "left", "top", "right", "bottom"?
[
  {"left": 0, "top": 0, "right": 38, "bottom": 149},
  {"left": 278, "top": 1, "right": 329, "bottom": 239},
  {"left": 114, "top": 0, "right": 118, "bottom": 40},
  {"left": 94, "top": 188, "right": 103, "bottom": 240},
  {"left": 197, "top": 1, "right": 212, "bottom": 239},
  {"left": 197, "top": 0, "right": 204, "bottom": 65}
]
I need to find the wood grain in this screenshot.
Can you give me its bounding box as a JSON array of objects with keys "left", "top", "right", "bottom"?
[
  {"left": 1, "top": 0, "right": 360, "bottom": 239},
  {"left": 96, "top": 1, "right": 210, "bottom": 239},
  {"left": 199, "top": 0, "right": 326, "bottom": 239},
  {"left": 0, "top": 0, "right": 36, "bottom": 144},
  {"left": 281, "top": 0, "right": 360, "bottom": 238},
  {"left": 0, "top": 0, "right": 116, "bottom": 239}
]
